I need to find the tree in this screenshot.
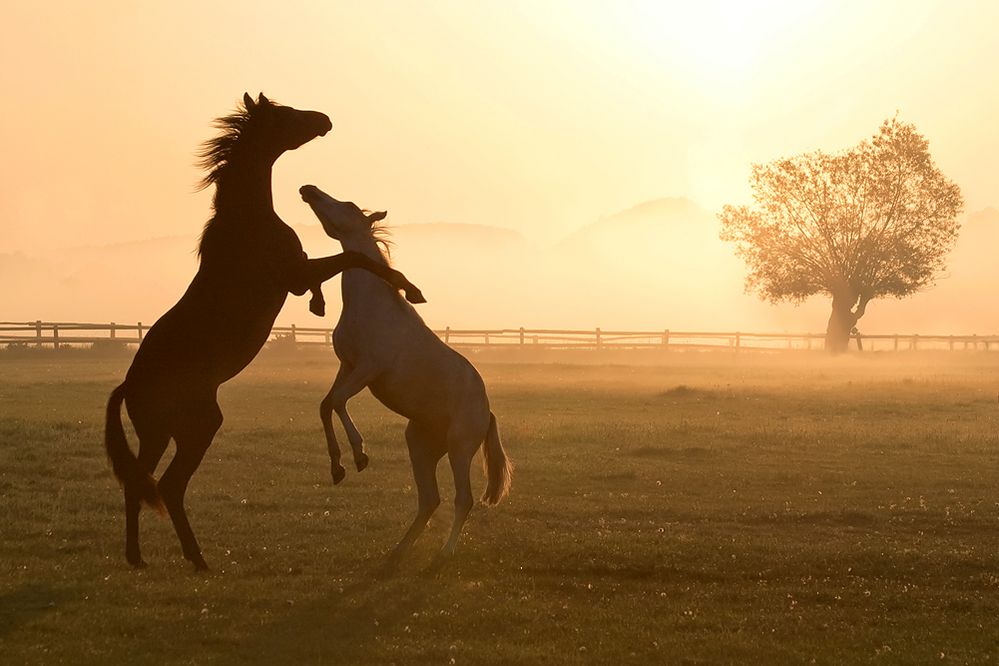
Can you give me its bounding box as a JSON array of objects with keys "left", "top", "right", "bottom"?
[{"left": 719, "top": 118, "right": 963, "bottom": 354}]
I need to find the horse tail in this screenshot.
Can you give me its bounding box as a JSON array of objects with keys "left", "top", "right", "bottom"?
[
  {"left": 480, "top": 412, "right": 512, "bottom": 506},
  {"left": 104, "top": 383, "right": 164, "bottom": 513}
]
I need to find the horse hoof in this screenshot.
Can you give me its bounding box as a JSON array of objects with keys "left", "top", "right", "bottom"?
[
  {"left": 355, "top": 452, "right": 369, "bottom": 472},
  {"left": 331, "top": 464, "right": 346, "bottom": 485},
  {"left": 128, "top": 556, "right": 147, "bottom": 569},
  {"left": 187, "top": 554, "right": 210, "bottom": 572}
]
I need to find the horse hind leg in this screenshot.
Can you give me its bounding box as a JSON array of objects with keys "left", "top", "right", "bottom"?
[
  {"left": 439, "top": 421, "right": 486, "bottom": 559},
  {"left": 338, "top": 405, "right": 369, "bottom": 473},
  {"left": 159, "top": 401, "right": 221, "bottom": 571},
  {"left": 383, "top": 422, "right": 445, "bottom": 572},
  {"left": 328, "top": 364, "right": 377, "bottom": 472},
  {"left": 125, "top": 428, "right": 170, "bottom": 568},
  {"left": 319, "top": 382, "right": 347, "bottom": 485}
]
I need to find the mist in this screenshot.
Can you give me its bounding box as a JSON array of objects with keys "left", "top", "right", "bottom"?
[{"left": 4, "top": 203, "right": 997, "bottom": 335}]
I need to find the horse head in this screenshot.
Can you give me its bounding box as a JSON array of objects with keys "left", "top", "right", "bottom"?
[
  {"left": 242, "top": 92, "right": 332, "bottom": 155},
  {"left": 299, "top": 185, "right": 387, "bottom": 242},
  {"left": 197, "top": 94, "right": 333, "bottom": 194}
]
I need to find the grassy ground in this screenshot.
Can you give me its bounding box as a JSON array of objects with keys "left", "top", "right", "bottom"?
[{"left": 1, "top": 348, "right": 998, "bottom": 664}]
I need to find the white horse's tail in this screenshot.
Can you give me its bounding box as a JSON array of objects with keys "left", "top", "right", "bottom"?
[{"left": 481, "top": 412, "right": 512, "bottom": 506}]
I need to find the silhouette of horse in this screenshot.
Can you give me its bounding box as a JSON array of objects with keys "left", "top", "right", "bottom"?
[
  {"left": 300, "top": 184, "right": 512, "bottom": 569},
  {"left": 104, "top": 94, "right": 425, "bottom": 571}
]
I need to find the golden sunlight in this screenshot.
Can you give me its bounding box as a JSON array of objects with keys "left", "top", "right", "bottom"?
[
  {"left": 6, "top": 2, "right": 999, "bottom": 663},
  {"left": 614, "top": 0, "right": 824, "bottom": 91}
]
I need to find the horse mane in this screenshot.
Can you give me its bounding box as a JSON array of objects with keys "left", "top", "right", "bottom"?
[
  {"left": 195, "top": 99, "right": 257, "bottom": 193},
  {"left": 370, "top": 218, "right": 394, "bottom": 263},
  {"left": 194, "top": 98, "right": 266, "bottom": 257}
]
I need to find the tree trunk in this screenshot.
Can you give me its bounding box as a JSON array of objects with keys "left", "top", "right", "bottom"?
[
  {"left": 824, "top": 298, "right": 855, "bottom": 355},
  {"left": 824, "top": 291, "right": 872, "bottom": 355}
]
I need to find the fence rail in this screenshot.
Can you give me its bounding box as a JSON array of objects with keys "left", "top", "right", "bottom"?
[{"left": 2, "top": 321, "right": 999, "bottom": 353}]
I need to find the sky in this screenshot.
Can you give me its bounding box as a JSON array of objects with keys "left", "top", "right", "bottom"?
[{"left": 1, "top": 1, "right": 997, "bottom": 328}]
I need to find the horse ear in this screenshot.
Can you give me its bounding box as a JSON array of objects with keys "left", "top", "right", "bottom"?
[
  {"left": 367, "top": 211, "right": 388, "bottom": 223},
  {"left": 258, "top": 93, "right": 270, "bottom": 106},
  {"left": 243, "top": 92, "right": 255, "bottom": 110}
]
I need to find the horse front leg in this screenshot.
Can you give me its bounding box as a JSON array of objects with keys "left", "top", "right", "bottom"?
[
  {"left": 319, "top": 363, "right": 353, "bottom": 484},
  {"left": 327, "top": 364, "right": 379, "bottom": 472},
  {"left": 298, "top": 253, "right": 426, "bottom": 304},
  {"left": 308, "top": 285, "right": 325, "bottom": 316}
]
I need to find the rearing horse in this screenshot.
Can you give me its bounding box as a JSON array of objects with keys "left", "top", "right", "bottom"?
[
  {"left": 104, "top": 93, "right": 425, "bottom": 571},
  {"left": 300, "top": 184, "right": 511, "bottom": 569}
]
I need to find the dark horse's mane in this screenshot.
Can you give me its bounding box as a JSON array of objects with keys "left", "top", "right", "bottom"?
[
  {"left": 194, "top": 99, "right": 262, "bottom": 257},
  {"left": 195, "top": 99, "right": 258, "bottom": 194}
]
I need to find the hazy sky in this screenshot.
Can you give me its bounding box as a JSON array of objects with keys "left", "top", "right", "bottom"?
[{"left": 2, "top": 0, "right": 997, "bottom": 255}]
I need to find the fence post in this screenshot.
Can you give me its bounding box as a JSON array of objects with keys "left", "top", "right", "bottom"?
[
  {"left": 445, "top": 326, "right": 450, "bottom": 344},
  {"left": 912, "top": 334, "right": 918, "bottom": 351},
  {"left": 735, "top": 332, "right": 741, "bottom": 352},
  {"left": 36, "top": 320, "right": 42, "bottom": 348},
  {"left": 53, "top": 324, "right": 59, "bottom": 350},
  {"left": 893, "top": 334, "right": 898, "bottom": 352},
  {"left": 519, "top": 327, "right": 525, "bottom": 345},
  {"left": 595, "top": 327, "right": 601, "bottom": 349},
  {"left": 662, "top": 329, "right": 670, "bottom": 349},
  {"left": 110, "top": 322, "right": 116, "bottom": 339},
  {"left": 324, "top": 331, "right": 331, "bottom": 346},
  {"left": 484, "top": 333, "right": 490, "bottom": 345},
  {"left": 290, "top": 324, "right": 297, "bottom": 347},
  {"left": 137, "top": 322, "right": 143, "bottom": 341}
]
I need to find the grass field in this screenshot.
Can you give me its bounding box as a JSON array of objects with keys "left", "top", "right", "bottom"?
[{"left": 2, "top": 349, "right": 998, "bottom": 664}]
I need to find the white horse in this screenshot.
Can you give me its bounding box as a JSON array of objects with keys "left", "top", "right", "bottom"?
[{"left": 300, "top": 184, "right": 512, "bottom": 566}]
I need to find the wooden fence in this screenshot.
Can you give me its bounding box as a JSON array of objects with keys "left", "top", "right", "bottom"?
[{"left": 2, "top": 321, "right": 998, "bottom": 353}]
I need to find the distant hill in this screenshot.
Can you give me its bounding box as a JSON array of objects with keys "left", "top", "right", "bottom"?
[
  {"left": 532, "top": 200, "right": 999, "bottom": 333},
  {"left": 2, "top": 204, "right": 997, "bottom": 333},
  {"left": 291, "top": 221, "right": 536, "bottom": 326},
  {"left": 558, "top": 198, "right": 715, "bottom": 251},
  {"left": 539, "top": 198, "right": 775, "bottom": 329},
  {"left": 0, "top": 221, "right": 534, "bottom": 327}
]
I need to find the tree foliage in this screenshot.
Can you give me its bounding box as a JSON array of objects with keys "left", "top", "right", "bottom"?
[{"left": 719, "top": 118, "right": 963, "bottom": 320}]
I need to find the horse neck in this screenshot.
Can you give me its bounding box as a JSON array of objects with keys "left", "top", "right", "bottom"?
[
  {"left": 339, "top": 233, "right": 393, "bottom": 305},
  {"left": 212, "top": 155, "right": 276, "bottom": 216}
]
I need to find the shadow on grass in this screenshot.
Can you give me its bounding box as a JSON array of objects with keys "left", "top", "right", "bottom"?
[
  {"left": 0, "top": 582, "right": 81, "bottom": 639},
  {"left": 229, "top": 568, "right": 441, "bottom": 663}
]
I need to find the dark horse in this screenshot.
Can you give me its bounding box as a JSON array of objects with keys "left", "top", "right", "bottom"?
[{"left": 104, "top": 93, "right": 425, "bottom": 571}]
